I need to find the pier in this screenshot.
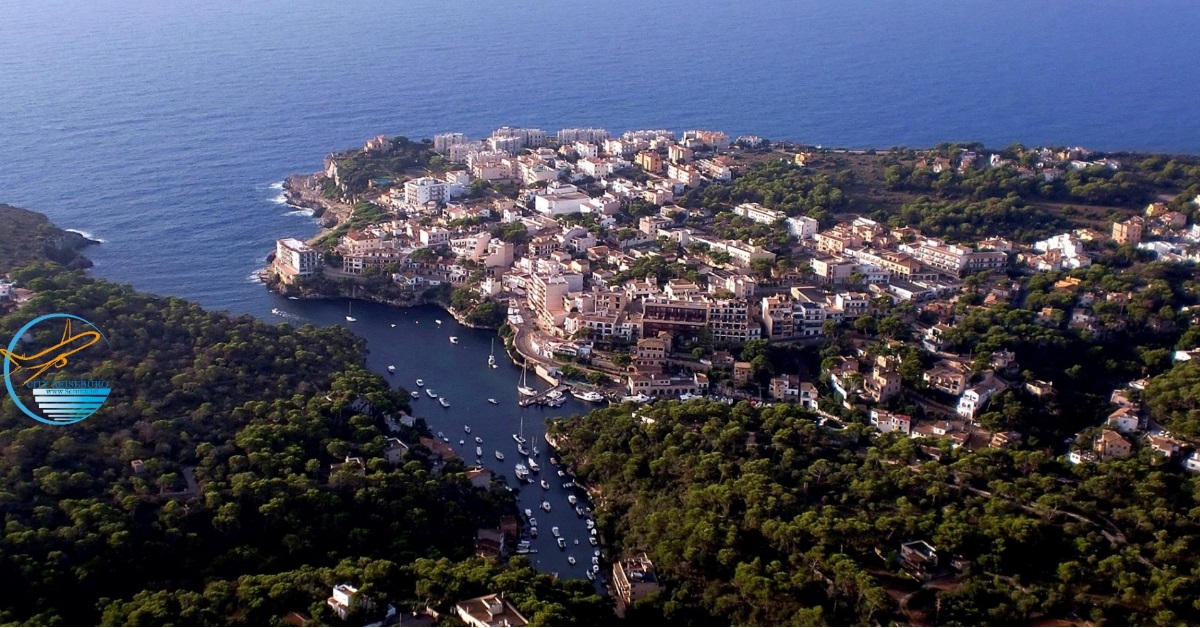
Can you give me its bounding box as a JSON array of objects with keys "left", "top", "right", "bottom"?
[{"left": 518, "top": 384, "right": 569, "bottom": 407}]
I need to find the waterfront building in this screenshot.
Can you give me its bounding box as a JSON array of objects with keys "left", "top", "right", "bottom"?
[
  {"left": 274, "top": 238, "right": 322, "bottom": 281},
  {"left": 434, "top": 132, "right": 469, "bottom": 152},
  {"left": 556, "top": 127, "right": 610, "bottom": 144}
]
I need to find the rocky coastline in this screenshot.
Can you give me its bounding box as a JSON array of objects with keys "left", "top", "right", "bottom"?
[{"left": 282, "top": 174, "right": 354, "bottom": 232}]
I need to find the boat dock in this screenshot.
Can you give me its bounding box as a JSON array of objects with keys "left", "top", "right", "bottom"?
[{"left": 518, "top": 384, "right": 569, "bottom": 407}]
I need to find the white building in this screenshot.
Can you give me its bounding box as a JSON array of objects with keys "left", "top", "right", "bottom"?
[
  {"left": 533, "top": 182, "right": 591, "bottom": 216},
  {"left": 434, "top": 132, "right": 469, "bottom": 153},
  {"left": 275, "top": 238, "right": 322, "bottom": 277},
  {"left": 732, "top": 202, "right": 785, "bottom": 225},
  {"left": 327, "top": 584, "right": 374, "bottom": 621},
  {"left": 557, "top": 128, "right": 610, "bottom": 144},
  {"left": 403, "top": 175, "right": 465, "bottom": 207},
  {"left": 787, "top": 216, "right": 819, "bottom": 240}
]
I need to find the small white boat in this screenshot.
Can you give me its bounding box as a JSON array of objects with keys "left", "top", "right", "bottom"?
[
  {"left": 437, "top": 431, "right": 444, "bottom": 440},
  {"left": 459, "top": 439, "right": 465, "bottom": 446},
  {"left": 524, "top": 508, "right": 532, "bottom": 518},
  {"left": 287, "top": 296, "right": 298, "bottom": 300},
  {"left": 558, "top": 538, "right": 567, "bottom": 549},
  {"left": 568, "top": 495, "right": 577, "bottom": 505},
  {"left": 416, "top": 379, "right": 424, "bottom": 387},
  {"left": 475, "top": 436, "right": 483, "bottom": 444},
  {"left": 442, "top": 435, "right": 450, "bottom": 443},
  {"left": 575, "top": 506, "right": 586, "bottom": 516},
  {"left": 390, "top": 323, "right": 396, "bottom": 328},
  {"left": 517, "top": 443, "right": 529, "bottom": 456},
  {"left": 546, "top": 390, "right": 564, "bottom": 400},
  {"left": 589, "top": 537, "right": 598, "bottom": 546},
  {"left": 488, "top": 398, "right": 498, "bottom": 405},
  {"left": 387, "top": 365, "right": 396, "bottom": 374},
  {"left": 476, "top": 446, "right": 483, "bottom": 457},
  {"left": 492, "top": 364, "right": 499, "bottom": 369},
  {"left": 426, "top": 389, "right": 437, "bottom": 398},
  {"left": 495, "top": 451, "right": 505, "bottom": 461},
  {"left": 435, "top": 319, "right": 442, "bottom": 325},
  {"left": 541, "top": 501, "right": 551, "bottom": 512},
  {"left": 567, "top": 555, "right": 576, "bottom": 565},
  {"left": 515, "top": 464, "right": 530, "bottom": 480},
  {"left": 540, "top": 479, "right": 550, "bottom": 490},
  {"left": 589, "top": 528, "right": 596, "bottom": 537},
  {"left": 450, "top": 336, "right": 459, "bottom": 344},
  {"left": 531, "top": 526, "right": 538, "bottom": 537},
  {"left": 586, "top": 570, "right": 595, "bottom": 581},
  {"left": 529, "top": 517, "right": 538, "bottom": 527},
  {"left": 572, "top": 390, "right": 604, "bottom": 403},
  {"left": 512, "top": 434, "right": 527, "bottom": 444},
  {"left": 557, "top": 470, "right": 565, "bottom": 477},
  {"left": 593, "top": 549, "right": 600, "bottom": 557},
  {"left": 410, "top": 391, "right": 420, "bottom": 399},
  {"left": 439, "top": 397, "right": 450, "bottom": 408},
  {"left": 464, "top": 425, "right": 471, "bottom": 433},
  {"left": 345, "top": 299, "right": 356, "bottom": 322},
  {"left": 592, "top": 556, "right": 599, "bottom": 565},
  {"left": 551, "top": 526, "right": 560, "bottom": 537},
  {"left": 532, "top": 446, "right": 540, "bottom": 457},
  {"left": 527, "top": 457, "right": 540, "bottom": 473},
  {"left": 585, "top": 519, "right": 594, "bottom": 529},
  {"left": 563, "top": 482, "right": 575, "bottom": 488}
]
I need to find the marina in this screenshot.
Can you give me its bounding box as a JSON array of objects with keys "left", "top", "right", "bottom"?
[{"left": 263, "top": 299, "right": 603, "bottom": 581}]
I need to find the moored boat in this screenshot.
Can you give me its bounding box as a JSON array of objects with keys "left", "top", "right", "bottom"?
[
  {"left": 572, "top": 390, "right": 604, "bottom": 402},
  {"left": 387, "top": 365, "right": 396, "bottom": 374}
]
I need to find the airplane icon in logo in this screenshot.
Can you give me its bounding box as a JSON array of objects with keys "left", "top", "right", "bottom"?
[{"left": 0, "top": 319, "right": 101, "bottom": 386}]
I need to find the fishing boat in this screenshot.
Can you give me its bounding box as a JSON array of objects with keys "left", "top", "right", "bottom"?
[
  {"left": 495, "top": 451, "right": 505, "bottom": 461},
  {"left": 540, "top": 501, "right": 551, "bottom": 512},
  {"left": 426, "top": 389, "right": 437, "bottom": 398},
  {"left": 416, "top": 379, "right": 424, "bottom": 386},
  {"left": 476, "top": 446, "right": 483, "bottom": 457},
  {"left": 540, "top": 479, "right": 550, "bottom": 490},
  {"left": 551, "top": 526, "right": 560, "bottom": 537},
  {"left": 387, "top": 365, "right": 396, "bottom": 374},
  {"left": 572, "top": 390, "right": 604, "bottom": 403},
  {"left": 410, "top": 391, "right": 420, "bottom": 399},
  {"left": 464, "top": 425, "right": 471, "bottom": 433},
  {"left": 568, "top": 495, "right": 577, "bottom": 505},
  {"left": 488, "top": 398, "right": 498, "bottom": 405},
  {"left": 475, "top": 436, "right": 483, "bottom": 444},
  {"left": 439, "top": 397, "right": 450, "bottom": 408},
  {"left": 449, "top": 336, "right": 459, "bottom": 344},
  {"left": 518, "top": 362, "right": 537, "bottom": 397},
  {"left": 527, "top": 457, "right": 540, "bottom": 473}
]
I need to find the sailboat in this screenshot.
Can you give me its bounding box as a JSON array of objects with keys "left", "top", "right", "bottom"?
[
  {"left": 345, "top": 300, "right": 356, "bottom": 322},
  {"left": 488, "top": 339, "right": 497, "bottom": 368},
  {"left": 518, "top": 361, "right": 537, "bottom": 397}
]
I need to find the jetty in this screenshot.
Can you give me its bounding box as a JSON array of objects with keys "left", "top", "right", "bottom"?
[{"left": 518, "top": 384, "right": 569, "bottom": 408}]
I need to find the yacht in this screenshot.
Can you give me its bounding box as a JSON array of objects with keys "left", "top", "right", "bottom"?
[
  {"left": 524, "top": 508, "right": 532, "bottom": 518},
  {"left": 487, "top": 398, "right": 498, "bottom": 405},
  {"left": 464, "top": 425, "right": 471, "bottom": 433},
  {"left": 529, "top": 517, "right": 538, "bottom": 527},
  {"left": 568, "top": 495, "right": 577, "bottom": 505},
  {"left": 589, "top": 537, "right": 598, "bottom": 546},
  {"left": 514, "top": 464, "right": 530, "bottom": 481},
  {"left": 476, "top": 446, "right": 483, "bottom": 457},
  {"left": 545, "top": 390, "right": 564, "bottom": 401},
  {"left": 475, "top": 436, "right": 483, "bottom": 444},
  {"left": 622, "top": 393, "right": 651, "bottom": 403},
  {"left": 517, "top": 443, "right": 529, "bottom": 456},
  {"left": 410, "top": 391, "right": 420, "bottom": 399},
  {"left": 530, "top": 526, "right": 538, "bottom": 537},
  {"left": 387, "top": 365, "right": 396, "bottom": 374},
  {"left": 426, "top": 389, "right": 437, "bottom": 398},
  {"left": 495, "top": 451, "right": 505, "bottom": 461},
  {"left": 558, "top": 538, "right": 568, "bottom": 550},
  {"left": 439, "top": 397, "right": 450, "bottom": 408},
  {"left": 518, "top": 362, "right": 537, "bottom": 397},
  {"left": 416, "top": 379, "right": 424, "bottom": 387},
  {"left": 540, "top": 479, "right": 550, "bottom": 490},
  {"left": 527, "top": 457, "right": 540, "bottom": 473},
  {"left": 572, "top": 390, "right": 604, "bottom": 403},
  {"left": 551, "top": 526, "right": 560, "bottom": 537},
  {"left": 449, "top": 336, "right": 459, "bottom": 344},
  {"left": 589, "top": 528, "right": 597, "bottom": 537},
  {"left": 512, "top": 434, "right": 527, "bottom": 445},
  {"left": 540, "top": 501, "right": 551, "bottom": 512},
  {"left": 567, "top": 555, "right": 576, "bottom": 565}
]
